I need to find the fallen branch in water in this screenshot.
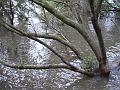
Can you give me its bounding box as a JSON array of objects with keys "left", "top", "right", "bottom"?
[{"left": 0, "top": 59, "right": 94, "bottom": 77}]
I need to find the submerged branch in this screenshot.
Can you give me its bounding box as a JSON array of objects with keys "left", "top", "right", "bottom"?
[{"left": 0, "top": 60, "right": 94, "bottom": 77}]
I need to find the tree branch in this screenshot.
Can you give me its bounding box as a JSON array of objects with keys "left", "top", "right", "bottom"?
[
  {"left": 0, "top": 20, "right": 95, "bottom": 76},
  {"left": 30, "top": 0, "right": 101, "bottom": 62},
  {"left": 95, "top": 0, "right": 104, "bottom": 18},
  {"left": 50, "top": 0, "right": 70, "bottom": 7},
  {"left": 89, "top": 0, "right": 107, "bottom": 64},
  {"left": 0, "top": 59, "right": 94, "bottom": 77},
  {"left": 0, "top": 20, "right": 79, "bottom": 70},
  {"left": 28, "top": 33, "right": 82, "bottom": 60},
  {"left": 105, "top": 0, "right": 120, "bottom": 12}
]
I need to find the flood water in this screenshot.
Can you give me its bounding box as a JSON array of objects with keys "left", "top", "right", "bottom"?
[{"left": 0, "top": 13, "right": 120, "bottom": 90}]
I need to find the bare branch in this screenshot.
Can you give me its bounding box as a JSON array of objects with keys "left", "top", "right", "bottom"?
[
  {"left": 31, "top": 0, "right": 101, "bottom": 62},
  {"left": 105, "top": 0, "right": 120, "bottom": 12},
  {"left": 0, "top": 20, "right": 95, "bottom": 76},
  {"left": 96, "top": 0, "right": 104, "bottom": 18},
  {"left": 0, "top": 59, "right": 94, "bottom": 77},
  {"left": 50, "top": 0, "right": 70, "bottom": 7},
  {"left": 28, "top": 33, "right": 82, "bottom": 60},
  {"left": 0, "top": 20, "right": 79, "bottom": 70},
  {"left": 89, "top": 0, "right": 108, "bottom": 65}
]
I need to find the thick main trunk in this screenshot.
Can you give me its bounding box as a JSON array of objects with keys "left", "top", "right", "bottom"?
[
  {"left": 99, "top": 63, "right": 110, "bottom": 77},
  {"left": 92, "top": 17, "right": 110, "bottom": 77},
  {"left": 91, "top": 17, "right": 107, "bottom": 63},
  {"left": 88, "top": 0, "right": 110, "bottom": 77}
]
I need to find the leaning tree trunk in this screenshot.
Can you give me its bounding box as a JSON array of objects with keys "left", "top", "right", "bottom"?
[
  {"left": 91, "top": 17, "right": 110, "bottom": 77},
  {"left": 88, "top": 0, "right": 110, "bottom": 77}
]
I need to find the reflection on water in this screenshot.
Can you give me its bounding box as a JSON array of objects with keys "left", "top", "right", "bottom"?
[{"left": 0, "top": 14, "right": 120, "bottom": 90}]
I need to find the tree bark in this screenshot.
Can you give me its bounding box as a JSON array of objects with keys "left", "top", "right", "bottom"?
[
  {"left": 89, "top": 0, "right": 110, "bottom": 77},
  {"left": 91, "top": 16, "right": 110, "bottom": 77}
]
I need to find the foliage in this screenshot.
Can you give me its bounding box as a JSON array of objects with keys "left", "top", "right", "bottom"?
[{"left": 82, "top": 55, "right": 97, "bottom": 72}]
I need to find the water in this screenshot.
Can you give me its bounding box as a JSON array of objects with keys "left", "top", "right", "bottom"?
[{"left": 0, "top": 14, "right": 120, "bottom": 90}]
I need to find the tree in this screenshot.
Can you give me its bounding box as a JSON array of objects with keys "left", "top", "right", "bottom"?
[
  {"left": 0, "top": 0, "right": 14, "bottom": 25},
  {"left": 1, "top": 0, "right": 119, "bottom": 77}
]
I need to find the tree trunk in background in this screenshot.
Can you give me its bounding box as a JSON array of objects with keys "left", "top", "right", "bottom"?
[{"left": 9, "top": 0, "right": 14, "bottom": 25}]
